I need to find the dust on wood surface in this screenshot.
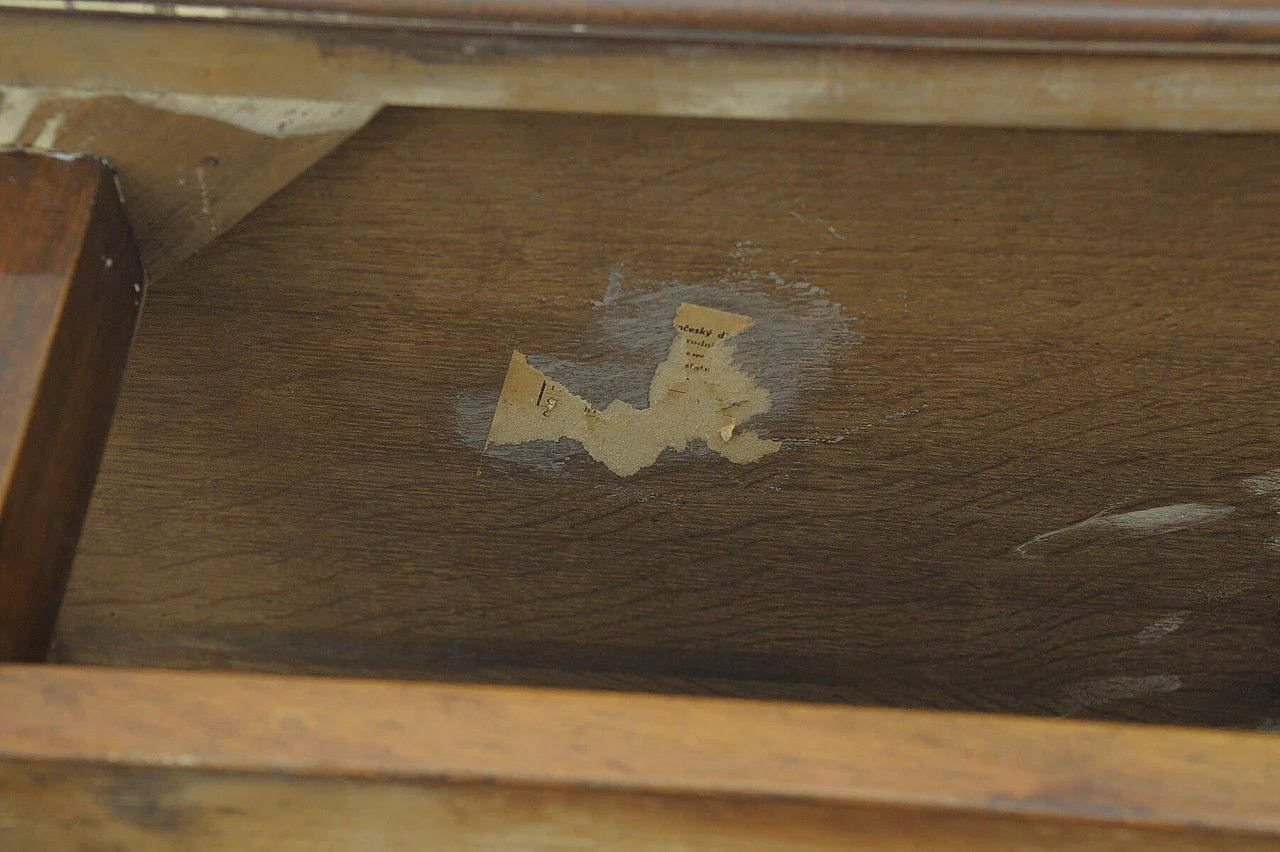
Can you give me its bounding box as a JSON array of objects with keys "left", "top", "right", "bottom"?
[{"left": 57, "top": 108, "right": 1280, "bottom": 730}]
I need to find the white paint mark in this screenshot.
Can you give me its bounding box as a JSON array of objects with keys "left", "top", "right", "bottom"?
[
  {"left": 1258, "top": 718, "right": 1280, "bottom": 733},
  {"left": 1060, "top": 674, "right": 1182, "bottom": 715},
  {"left": 130, "top": 92, "right": 377, "bottom": 137},
  {"left": 194, "top": 166, "right": 212, "bottom": 214},
  {"left": 171, "top": 2, "right": 232, "bottom": 15},
  {"left": 1243, "top": 469, "right": 1280, "bottom": 496},
  {"left": 103, "top": 255, "right": 113, "bottom": 269},
  {"left": 657, "top": 77, "right": 835, "bottom": 122},
  {"left": 0, "top": 87, "right": 42, "bottom": 145},
  {"left": 729, "top": 240, "right": 760, "bottom": 263},
  {"left": 21, "top": 149, "right": 88, "bottom": 162},
  {"left": 70, "top": 0, "right": 158, "bottom": 13},
  {"left": 0, "top": 0, "right": 65, "bottom": 9},
  {"left": 194, "top": 166, "right": 216, "bottom": 233},
  {"left": 0, "top": 85, "right": 377, "bottom": 140},
  {"left": 815, "top": 217, "right": 848, "bottom": 241},
  {"left": 1242, "top": 470, "right": 1280, "bottom": 557},
  {"left": 787, "top": 405, "right": 928, "bottom": 446},
  {"left": 30, "top": 111, "right": 65, "bottom": 149},
  {"left": 1014, "top": 503, "right": 1236, "bottom": 556},
  {"left": 1133, "top": 611, "right": 1188, "bottom": 644},
  {"left": 788, "top": 208, "right": 849, "bottom": 242}
]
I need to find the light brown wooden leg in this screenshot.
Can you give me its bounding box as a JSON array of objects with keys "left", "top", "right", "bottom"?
[{"left": 0, "top": 152, "right": 143, "bottom": 661}]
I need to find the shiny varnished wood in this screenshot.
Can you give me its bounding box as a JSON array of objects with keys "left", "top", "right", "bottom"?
[
  {"left": 57, "top": 109, "right": 1280, "bottom": 729},
  {"left": 0, "top": 153, "right": 143, "bottom": 661},
  {"left": 1, "top": 665, "right": 1279, "bottom": 849}
]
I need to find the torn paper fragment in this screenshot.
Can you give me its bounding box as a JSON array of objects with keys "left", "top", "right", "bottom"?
[{"left": 486, "top": 303, "right": 781, "bottom": 477}]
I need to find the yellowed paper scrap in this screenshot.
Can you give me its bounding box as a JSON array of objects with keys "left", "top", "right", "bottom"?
[{"left": 487, "top": 303, "right": 781, "bottom": 476}]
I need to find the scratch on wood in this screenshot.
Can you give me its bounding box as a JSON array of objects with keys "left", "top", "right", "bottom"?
[
  {"left": 1133, "top": 611, "right": 1189, "bottom": 644},
  {"left": 1059, "top": 675, "right": 1183, "bottom": 715},
  {"left": 1243, "top": 470, "right": 1280, "bottom": 496},
  {"left": 1243, "top": 469, "right": 1280, "bottom": 556},
  {"left": 1013, "top": 503, "right": 1236, "bottom": 557}
]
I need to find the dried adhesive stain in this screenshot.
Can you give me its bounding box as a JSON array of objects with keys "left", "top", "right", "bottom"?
[
  {"left": 455, "top": 256, "right": 860, "bottom": 476},
  {"left": 487, "top": 304, "right": 781, "bottom": 477}
]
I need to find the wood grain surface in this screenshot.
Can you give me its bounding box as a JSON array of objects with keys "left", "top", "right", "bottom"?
[
  {"left": 57, "top": 108, "right": 1280, "bottom": 729},
  {"left": 1, "top": 87, "right": 376, "bottom": 281},
  {"left": 0, "top": 152, "right": 143, "bottom": 661},
  {"left": 2, "top": 665, "right": 1280, "bottom": 840},
  {"left": 8, "top": 762, "right": 1279, "bottom": 852},
  {"left": 9, "top": 12, "right": 1280, "bottom": 133},
  {"left": 18, "top": 0, "right": 1280, "bottom": 47}
]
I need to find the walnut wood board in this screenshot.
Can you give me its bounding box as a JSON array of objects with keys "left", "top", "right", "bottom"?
[
  {"left": 8, "top": 12, "right": 1280, "bottom": 133},
  {"left": 1, "top": 666, "right": 1279, "bottom": 846},
  {"left": 58, "top": 108, "right": 1280, "bottom": 729},
  {"left": 0, "top": 153, "right": 143, "bottom": 661},
  {"left": 1, "top": 87, "right": 377, "bottom": 281}
]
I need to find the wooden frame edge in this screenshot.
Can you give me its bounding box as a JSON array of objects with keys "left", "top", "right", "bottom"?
[
  {"left": 6, "top": 12, "right": 1280, "bottom": 131},
  {"left": 10, "top": 0, "right": 1280, "bottom": 52},
  {"left": 1, "top": 665, "right": 1277, "bottom": 836}
]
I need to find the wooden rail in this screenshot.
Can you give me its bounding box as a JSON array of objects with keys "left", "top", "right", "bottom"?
[{"left": 2, "top": 665, "right": 1280, "bottom": 850}]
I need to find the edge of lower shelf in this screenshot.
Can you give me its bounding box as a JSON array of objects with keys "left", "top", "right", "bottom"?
[{"left": 1, "top": 664, "right": 1277, "bottom": 836}]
